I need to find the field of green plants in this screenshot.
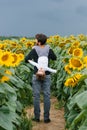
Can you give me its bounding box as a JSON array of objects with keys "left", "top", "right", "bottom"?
[{"left": 0, "top": 34, "right": 87, "bottom": 130}]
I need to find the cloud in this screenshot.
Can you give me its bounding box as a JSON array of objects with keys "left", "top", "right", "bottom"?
[{"left": 0, "top": 0, "right": 87, "bottom": 36}]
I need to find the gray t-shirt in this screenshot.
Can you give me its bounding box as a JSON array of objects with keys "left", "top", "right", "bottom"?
[{"left": 33, "top": 45, "right": 50, "bottom": 57}]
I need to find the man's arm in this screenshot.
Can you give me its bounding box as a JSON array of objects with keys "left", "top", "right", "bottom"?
[
  {"left": 25, "top": 49, "right": 38, "bottom": 63},
  {"left": 48, "top": 49, "right": 57, "bottom": 60}
]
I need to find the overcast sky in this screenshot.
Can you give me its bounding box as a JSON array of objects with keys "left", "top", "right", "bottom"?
[{"left": 0, "top": 0, "right": 87, "bottom": 37}]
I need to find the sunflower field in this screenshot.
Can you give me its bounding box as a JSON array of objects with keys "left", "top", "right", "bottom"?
[{"left": 0, "top": 34, "right": 87, "bottom": 130}]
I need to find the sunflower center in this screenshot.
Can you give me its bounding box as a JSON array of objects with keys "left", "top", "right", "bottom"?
[
  {"left": 74, "top": 50, "right": 80, "bottom": 56},
  {"left": 2, "top": 54, "right": 9, "bottom": 61},
  {"left": 71, "top": 59, "right": 82, "bottom": 67}
]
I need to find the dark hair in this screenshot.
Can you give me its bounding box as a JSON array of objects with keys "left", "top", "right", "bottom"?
[{"left": 35, "top": 33, "right": 47, "bottom": 45}]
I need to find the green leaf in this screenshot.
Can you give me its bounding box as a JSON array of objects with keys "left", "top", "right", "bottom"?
[
  {"left": 84, "top": 79, "right": 87, "bottom": 85},
  {"left": 0, "top": 108, "right": 13, "bottom": 130},
  {"left": 67, "top": 110, "right": 78, "bottom": 124},
  {"left": 75, "top": 91, "right": 87, "bottom": 109},
  {"left": 19, "top": 64, "right": 31, "bottom": 72},
  {"left": 79, "top": 118, "right": 87, "bottom": 130},
  {"left": 2, "top": 83, "right": 16, "bottom": 94},
  {"left": 0, "top": 105, "right": 20, "bottom": 130},
  {"left": 10, "top": 75, "right": 24, "bottom": 88},
  {"left": 79, "top": 126, "right": 87, "bottom": 130},
  {"left": 0, "top": 84, "right": 5, "bottom": 94}
]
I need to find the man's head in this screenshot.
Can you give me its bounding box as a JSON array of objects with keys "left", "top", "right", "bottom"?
[{"left": 35, "top": 33, "right": 47, "bottom": 45}]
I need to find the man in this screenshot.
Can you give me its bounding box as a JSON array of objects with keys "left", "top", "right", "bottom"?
[{"left": 25, "top": 33, "right": 57, "bottom": 123}]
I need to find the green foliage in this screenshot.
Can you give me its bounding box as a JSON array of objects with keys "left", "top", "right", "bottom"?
[
  {"left": 0, "top": 61, "right": 33, "bottom": 130},
  {"left": 1, "top": 35, "right": 87, "bottom": 130},
  {"left": 51, "top": 46, "right": 67, "bottom": 102},
  {"left": 18, "top": 116, "right": 32, "bottom": 130},
  {"left": 14, "top": 63, "right": 33, "bottom": 107},
  {"left": 64, "top": 75, "right": 87, "bottom": 130},
  {"left": 49, "top": 38, "right": 87, "bottom": 129},
  {"left": 0, "top": 82, "right": 20, "bottom": 130}
]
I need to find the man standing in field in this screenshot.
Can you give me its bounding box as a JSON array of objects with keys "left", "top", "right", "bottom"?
[{"left": 25, "top": 33, "right": 57, "bottom": 123}]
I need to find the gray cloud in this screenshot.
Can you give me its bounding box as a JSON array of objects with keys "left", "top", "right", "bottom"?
[{"left": 0, "top": 0, "right": 87, "bottom": 36}]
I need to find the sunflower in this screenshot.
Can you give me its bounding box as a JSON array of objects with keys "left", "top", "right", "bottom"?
[
  {"left": 68, "top": 46, "right": 77, "bottom": 54},
  {"left": 72, "top": 41, "right": 80, "bottom": 47},
  {"left": 83, "top": 56, "right": 87, "bottom": 67},
  {"left": 20, "top": 37, "right": 27, "bottom": 43},
  {"left": 73, "top": 48, "right": 83, "bottom": 58},
  {"left": 72, "top": 73, "right": 82, "bottom": 83},
  {"left": 18, "top": 53, "right": 24, "bottom": 61},
  {"left": 73, "top": 73, "right": 82, "bottom": 80},
  {"left": 78, "top": 34, "right": 85, "bottom": 41},
  {"left": 1, "top": 42, "right": 8, "bottom": 50},
  {"left": 0, "top": 51, "right": 14, "bottom": 66},
  {"left": 25, "top": 41, "right": 34, "bottom": 48},
  {"left": 0, "top": 49, "right": 3, "bottom": 54},
  {"left": 64, "top": 77, "right": 76, "bottom": 87},
  {"left": 83, "top": 56, "right": 87, "bottom": 64},
  {"left": 11, "top": 53, "right": 20, "bottom": 67},
  {"left": 47, "top": 38, "right": 53, "bottom": 44},
  {"left": 69, "top": 57, "right": 84, "bottom": 70},
  {"left": 59, "top": 42, "right": 66, "bottom": 48},
  {"left": 16, "top": 49, "right": 24, "bottom": 54},
  {"left": 5, "top": 70, "right": 12, "bottom": 75},
  {"left": 64, "top": 73, "right": 82, "bottom": 87},
  {"left": 64, "top": 64, "right": 71, "bottom": 74},
  {"left": 0, "top": 70, "right": 12, "bottom": 82},
  {"left": 1, "top": 76, "right": 10, "bottom": 82},
  {"left": 10, "top": 41, "right": 18, "bottom": 49},
  {"left": 69, "top": 35, "right": 76, "bottom": 40},
  {"left": 47, "top": 35, "right": 60, "bottom": 45},
  {"left": 65, "top": 39, "right": 72, "bottom": 44},
  {"left": 0, "top": 44, "right": 4, "bottom": 49}
]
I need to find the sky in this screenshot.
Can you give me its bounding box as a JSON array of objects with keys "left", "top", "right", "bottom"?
[{"left": 0, "top": 0, "right": 87, "bottom": 37}]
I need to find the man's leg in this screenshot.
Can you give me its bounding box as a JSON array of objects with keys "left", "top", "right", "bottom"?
[
  {"left": 42, "top": 75, "right": 51, "bottom": 122},
  {"left": 32, "top": 75, "right": 41, "bottom": 120}
]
